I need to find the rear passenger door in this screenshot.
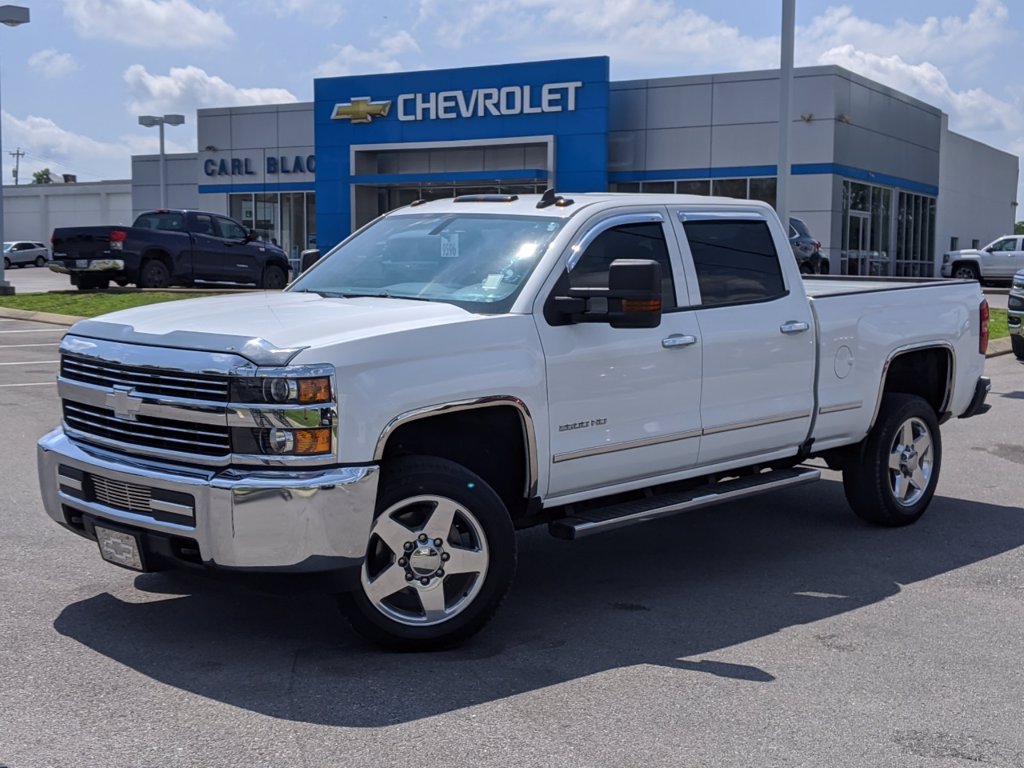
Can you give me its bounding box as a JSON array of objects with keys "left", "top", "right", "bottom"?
[{"left": 671, "top": 208, "right": 816, "bottom": 467}]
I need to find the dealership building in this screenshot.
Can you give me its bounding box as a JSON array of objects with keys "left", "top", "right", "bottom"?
[{"left": 8, "top": 57, "right": 1017, "bottom": 277}]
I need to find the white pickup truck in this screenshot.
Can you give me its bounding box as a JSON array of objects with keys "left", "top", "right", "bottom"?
[
  {"left": 941, "top": 234, "right": 1024, "bottom": 282},
  {"left": 38, "top": 192, "right": 992, "bottom": 650}
]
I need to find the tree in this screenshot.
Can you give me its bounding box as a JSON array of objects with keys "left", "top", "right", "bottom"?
[
  {"left": 32, "top": 168, "right": 54, "bottom": 184},
  {"left": 1015, "top": 221, "right": 1024, "bottom": 235}
]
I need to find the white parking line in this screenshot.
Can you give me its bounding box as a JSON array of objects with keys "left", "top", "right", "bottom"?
[
  {"left": 0, "top": 360, "right": 60, "bottom": 365},
  {"left": 0, "top": 343, "right": 61, "bottom": 348},
  {"left": 0, "top": 382, "right": 56, "bottom": 388}
]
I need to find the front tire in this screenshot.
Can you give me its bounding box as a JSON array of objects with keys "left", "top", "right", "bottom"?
[
  {"left": 952, "top": 262, "right": 979, "bottom": 281},
  {"left": 34, "top": 256, "right": 46, "bottom": 267},
  {"left": 842, "top": 394, "right": 942, "bottom": 526},
  {"left": 259, "top": 264, "right": 287, "bottom": 289},
  {"left": 2, "top": 257, "right": 10, "bottom": 269},
  {"left": 338, "top": 456, "right": 516, "bottom": 650}
]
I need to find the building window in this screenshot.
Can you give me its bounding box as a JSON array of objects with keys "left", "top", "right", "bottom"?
[
  {"left": 950, "top": 237, "right": 959, "bottom": 252},
  {"left": 229, "top": 191, "right": 317, "bottom": 271},
  {"left": 972, "top": 239, "right": 980, "bottom": 249},
  {"left": 677, "top": 180, "right": 711, "bottom": 196}
]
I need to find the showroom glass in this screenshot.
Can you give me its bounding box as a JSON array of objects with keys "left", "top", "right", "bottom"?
[
  {"left": 289, "top": 213, "right": 566, "bottom": 313},
  {"left": 683, "top": 219, "right": 786, "bottom": 306}
]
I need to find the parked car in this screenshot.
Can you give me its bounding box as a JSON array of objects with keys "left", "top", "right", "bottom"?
[
  {"left": 789, "top": 217, "right": 829, "bottom": 274},
  {"left": 1009, "top": 268, "right": 1024, "bottom": 360},
  {"left": 941, "top": 235, "right": 1023, "bottom": 282},
  {"left": 49, "top": 210, "right": 291, "bottom": 290},
  {"left": 38, "top": 192, "right": 990, "bottom": 650},
  {"left": 3, "top": 240, "right": 50, "bottom": 268}
]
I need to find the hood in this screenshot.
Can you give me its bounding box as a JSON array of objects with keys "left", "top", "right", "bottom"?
[
  {"left": 946, "top": 249, "right": 983, "bottom": 258},
  {"left": 67, "top": 291, "right": 482, "bottom": 365}
]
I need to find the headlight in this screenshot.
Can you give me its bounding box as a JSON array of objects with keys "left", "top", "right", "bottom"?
[{"left": 231, "top": 376, "right": 332, "bottom": 404}]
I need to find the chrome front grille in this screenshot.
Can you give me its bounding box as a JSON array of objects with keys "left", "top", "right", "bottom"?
[
  {"left": 90, "top": 475, "right": 152, "bottom": 513},
  {"left": 61, "top": 355, "right": 229, "bottom": 402},
  {"left": 63, "top": 401, "right": 230, "bottom": 458}
]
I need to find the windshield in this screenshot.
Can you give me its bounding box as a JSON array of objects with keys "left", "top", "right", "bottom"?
[
  {"left": 2, "top": 242, "right": 12, "bottom": 252},
  {"left": 289, "top": 212, "right": 565, "bottom": 313}
]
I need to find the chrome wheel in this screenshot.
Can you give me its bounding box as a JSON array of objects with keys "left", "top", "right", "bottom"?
[
  {"left": 887, "top": 416, "right": 934, "bottom": 506},
  {"left": 361, "top": 494, "right": 490, "bottom": 627},
  {"left": 953, "top": 264, "right": 978, "bottom": 280}
]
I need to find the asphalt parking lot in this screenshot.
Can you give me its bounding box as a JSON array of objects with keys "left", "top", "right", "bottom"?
[{"left": 1, "top": 317, "right": 1022, "bottom": 768}]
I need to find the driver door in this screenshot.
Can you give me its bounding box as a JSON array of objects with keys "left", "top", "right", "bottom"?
[{"left": 536, "top": 210, "right": 703, "bottom": 500}]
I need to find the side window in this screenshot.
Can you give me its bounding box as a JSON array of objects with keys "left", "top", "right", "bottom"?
[
  {"left": 682, "top": 219, "right": 787, "bottom": 307},
  {"left": 191, "top": 214, "right": 216, "bottom": 237},
  {"left": 994, "top": 239, "right": 1016, "bottom": 252},
  {"left": 216, "top": 217, "right": 247, "bottom": 241},
  {"left": 569, "top": 222, "right": 676, "bottom": 309}
]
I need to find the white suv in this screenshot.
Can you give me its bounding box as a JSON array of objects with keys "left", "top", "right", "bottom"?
[{"left": 3, "top": 241, "right": 50, "bottom": 268}]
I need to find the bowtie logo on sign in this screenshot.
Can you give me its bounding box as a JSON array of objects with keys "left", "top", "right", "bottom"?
[
  {"left": 331, "top": 97, "right": 393, "bottom": 124},
  {"left": 330, "top": 81, "right": 583, "bottom": 124}
]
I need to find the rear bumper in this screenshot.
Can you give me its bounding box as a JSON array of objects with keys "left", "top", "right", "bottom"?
[
  {"left": 49, "top": 259, "right": 125, "bottom": 274},
  {"left": 959, "top": 376, "right": 991, "bottom": 419},
  {"left": 37, "top": 429, "right": 378, "bottom": 585}
]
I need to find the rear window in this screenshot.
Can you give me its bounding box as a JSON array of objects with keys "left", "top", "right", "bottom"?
[{"left": 134, "top": 212, "right": 185, "bottom": 232}]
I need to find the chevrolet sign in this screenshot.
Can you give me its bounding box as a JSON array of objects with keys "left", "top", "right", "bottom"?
[{"left": 331, "top": 81, "right": 584, "bottom": 124}]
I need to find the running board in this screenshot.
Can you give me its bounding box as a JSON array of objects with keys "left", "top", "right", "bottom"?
[{"left": 548, "top": 467, "right": 821, "bottom": 540}]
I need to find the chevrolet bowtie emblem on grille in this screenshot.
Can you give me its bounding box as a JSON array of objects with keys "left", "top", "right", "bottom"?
[
  {"left": 331, "top": 97, "right": 392, "bottom": 123},
  {"left": 106, "top": 385, "right": 144, "bottom": 422}
]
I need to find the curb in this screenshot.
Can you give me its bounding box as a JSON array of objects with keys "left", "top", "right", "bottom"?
[
  {"left": 0, "top": 307, "right": 85, "bottom": 325},
  {"left": 0, "top": 305, "right": 1016, "bottom": 358}
]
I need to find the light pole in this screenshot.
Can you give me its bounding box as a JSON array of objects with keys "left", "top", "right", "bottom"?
[
  {"left": 138, "top": 113, "right": 185, "bottom": 209},
  {"left": 0, "top": 4, "right": 31, "bottom": 296}
]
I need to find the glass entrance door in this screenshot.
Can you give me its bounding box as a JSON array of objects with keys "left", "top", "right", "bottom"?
[{"left": 844, "top": 211, "right": 871, "bottom": 275}]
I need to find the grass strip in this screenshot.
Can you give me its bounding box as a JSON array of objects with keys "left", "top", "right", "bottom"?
[{"left": 0, "top": 291, "right": 226, "bottom": 318}]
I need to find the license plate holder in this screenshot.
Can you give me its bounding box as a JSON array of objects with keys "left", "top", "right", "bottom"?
[
  {"left": 75, "top": 259, "right": 89, "bottom": 269},
  {"left": 95, "top": 524, "right": 146, "bottom": 571}
]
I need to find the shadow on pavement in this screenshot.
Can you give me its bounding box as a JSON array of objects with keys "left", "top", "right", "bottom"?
[{"left": 53, "top": 479, "right": 1024, "bottom": 727}]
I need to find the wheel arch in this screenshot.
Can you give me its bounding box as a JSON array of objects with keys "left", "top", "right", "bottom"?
[
  {"left": 374, "top": 397, "right": 539, "bottom": 520},
  {"left": 950, "top": 259, "right": 980, "bottom": 278},
  {"left": 869, "top": 342, "right": 954, "bottom": 429}
]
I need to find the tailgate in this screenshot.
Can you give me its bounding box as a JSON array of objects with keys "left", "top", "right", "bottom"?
[{"left": 52, "top": 228, "right": 117, "bottom": 259}]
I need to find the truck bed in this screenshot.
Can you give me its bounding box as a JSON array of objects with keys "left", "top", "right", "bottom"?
[{"left": 802, "top": 275, "right": 974, "bottom": 298}]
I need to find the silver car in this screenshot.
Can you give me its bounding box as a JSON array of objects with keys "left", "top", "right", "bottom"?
[{"left": 3, "top": 241, "right": 51, "bottom": 268}]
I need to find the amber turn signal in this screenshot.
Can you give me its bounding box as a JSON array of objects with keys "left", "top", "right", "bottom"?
[
  {"left": 297, "top": 377, "right": 332, "bottom": 404},
  {"left": 294, "top": 428, "right": 332, "bottom": 454}
]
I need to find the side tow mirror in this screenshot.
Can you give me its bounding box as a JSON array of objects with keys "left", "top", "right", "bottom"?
[
  {"left": 300, "top": 248, "right": 322, "bottom": 272},
  {"left": 607, "top": 258, "right": 663, "bottom": 329}
]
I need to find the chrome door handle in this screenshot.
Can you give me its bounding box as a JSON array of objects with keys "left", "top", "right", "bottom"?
[
  {"left": 662, "top": 334, "right": 698, "bottom": 349},
  {"left": 780, "top": 320, "right": 810, "bottom": 334}
]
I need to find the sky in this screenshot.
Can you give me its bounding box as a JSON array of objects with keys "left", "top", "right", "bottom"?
[{"left": 0, "top": 0, "right": 1021, "bottom": 218}]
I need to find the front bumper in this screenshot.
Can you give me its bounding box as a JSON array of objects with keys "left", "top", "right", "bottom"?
[{"left": 37, "top": 428, "right": 378, "bottom": 579}]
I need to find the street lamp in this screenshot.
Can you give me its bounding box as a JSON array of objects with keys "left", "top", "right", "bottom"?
[
  {"left": 138, "top": 113, "right": 185, "bottom": 209},
  {"left": 0, "top": 4, "right": 31, "bottom": 296}
]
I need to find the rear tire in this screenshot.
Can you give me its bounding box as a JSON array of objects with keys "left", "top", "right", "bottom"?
[
  {"left": 259, "top": 264, "right": 287, "bottom": 289},
  {"left": 1012, "top": 335, "right": 1024, "bottom": 361},
  {"left": 138, "top": 259, "right": 170, "bottom": 289},
  {"left": 34, "top": 256, "right": 46, "bottom": 267},
  {"left": 338, "top": 455, "right": 516, "bottom": 650},
  {"left": 952, "top": 262, "right": 979, "bottom": 281},
  {"left": 842, "top": 394, "right": 941, "bottom": 526},
  {"left": 75, "top": 276, "right": 110, "bottom": 291}
]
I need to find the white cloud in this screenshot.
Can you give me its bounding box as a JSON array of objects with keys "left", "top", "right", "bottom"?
[
  {"left": 124, "top": 65, "right": 298, "bottom": 115},
  {"left": 28, "top": 50, "right": 80, "bottom": 79},
  {"left": 63, "top": 0, "right": 234, "bottom": 48},
  {"left": 314, "top": 31, "right": 421, "bottom": 77},
  {"left": 818, "top": 45, "right": 1017, "bottom": 134},
  {"left": 250, "top": 0, "right": 344, "bottom": 27},
  {"left": 1, "top": 110, "right": 191, "bottom": 182},
  {"left": 801, "top": 0, "right": 1011, "bottom": 69}
]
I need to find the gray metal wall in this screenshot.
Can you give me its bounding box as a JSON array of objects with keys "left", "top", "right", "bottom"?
[
  {"left": 3, "top": 180, "right": 131, "bottom": 244},
  {"left": 131, "top": 154, "right": 200, "bottom": 216}
]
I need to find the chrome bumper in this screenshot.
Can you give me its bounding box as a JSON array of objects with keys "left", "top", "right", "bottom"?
[
  {"left": 49, "top": 259, "right": 124, "bottom": 274},
  {"left": 37, "top": 428, "right": 378, "bottom": 572}
]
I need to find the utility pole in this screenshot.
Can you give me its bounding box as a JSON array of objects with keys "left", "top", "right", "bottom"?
[{"left": 9, "top": 147, "right": 24, "bottom": 185}]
